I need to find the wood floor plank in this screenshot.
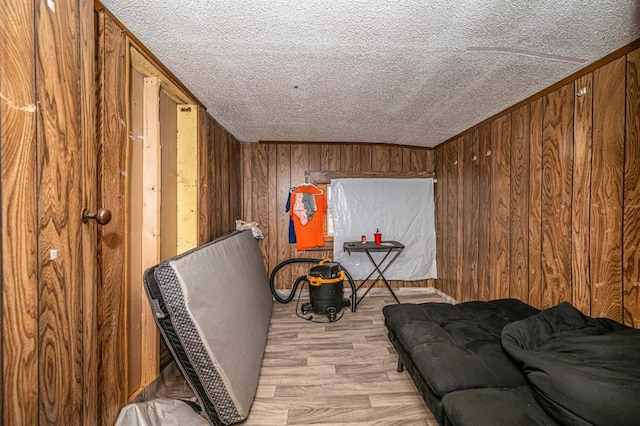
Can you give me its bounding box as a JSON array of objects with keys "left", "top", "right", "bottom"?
[
  {"left": 287, "top": 421, "right": 434, "bottom": 426},
  {"left": 259, "top": 365, "right": 336, "bottom": 377},
  {"left": 307, "top": 353, "right": 396, "bottom": 367},
  {"left": 387, "top": 371, "right": 416, "bottom": 381},
  {"left": 241, "top": 403, "right": 289, "bottom": 426},
  {"left": 352, "top": 341, "right": 401, "bottom": 350},
  {"left": 369, "top": 392, "right": 428, "bottom": 407},
  {"left": 256, "top": 385, "right": 277, "bottom": 398},
  {"left": 295, "top": 330, "right": 371, "bottom": 340},
  {"left": 261, "top": 358, "right": 308, "bottom": 367},
  {"left": 258, "top": 372, "right": 391, "bottom": 387},
  {"left": 253, "top": 395, "right": 372, "bottom": 410},
  {"left": 264, "top": 348, "right": 383, "bottom": 361},
  {"left": 286, "top": 405, "right": 433, "bottom": 425},
  {"left": 267, "top": 331, "right": 299, "bottom": 339},
  {"left": 264, "top": 342, "right": 354, "bottom": 352},
  {"left": 335, "top": 361, "right": 398, "bottom": 375},
  {"left": 274, "top": 380, "right": 419, "bottom": 398}
]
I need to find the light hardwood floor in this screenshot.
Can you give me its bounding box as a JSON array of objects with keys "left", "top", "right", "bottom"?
[{"left": 139, "top": 289, "right": 448, "bottom": 425}]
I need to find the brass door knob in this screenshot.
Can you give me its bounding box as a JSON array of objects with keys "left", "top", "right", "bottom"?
[{"left": 81, "top": 207, "right": 112, "bottom": 225}]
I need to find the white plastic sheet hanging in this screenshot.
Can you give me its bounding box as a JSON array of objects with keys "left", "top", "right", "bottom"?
[{"left": 332, "top": 178, "right": 437, "bottom": 280}]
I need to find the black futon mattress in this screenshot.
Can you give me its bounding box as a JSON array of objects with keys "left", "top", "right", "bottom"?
[
  {"left": 383, "top": 299, "right": 540, "bottom": 424},
  {"left": 383, "top": 298, "right": 640, "bottom": 426}
]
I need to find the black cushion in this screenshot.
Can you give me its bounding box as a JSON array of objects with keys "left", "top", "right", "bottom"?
[
  {"left": 443, "top": 386, "right": 558, "bottom": 426},
  {"left": 502, "top": 302, "right": 640, "bottom": 426},
  {"left": 383, "top": 299, "right": 539, "bottom": 397}
]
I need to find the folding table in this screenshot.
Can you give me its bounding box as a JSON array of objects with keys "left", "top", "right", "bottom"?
[{"left": 343, "top": 240, "right": 405, "bottom": 305}]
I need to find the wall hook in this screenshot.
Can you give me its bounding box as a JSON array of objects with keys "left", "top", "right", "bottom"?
[
  {"left": 452, "top": 160, "right": 458, "bottom": 166},
  {"left": 485, "top": 150, "right": 492, "bottom": 157},
  {"left": 471, "top": 153, "right": 477, "bottom": 162}
]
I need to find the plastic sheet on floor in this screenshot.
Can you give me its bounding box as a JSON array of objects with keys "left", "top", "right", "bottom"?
[{"left": 115, "top": 397, "right": 209, "bottom": 426}]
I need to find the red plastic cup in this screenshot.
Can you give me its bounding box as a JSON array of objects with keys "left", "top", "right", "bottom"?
[{"left": 374, "top": 232, "right": 382, "bottom": 244}]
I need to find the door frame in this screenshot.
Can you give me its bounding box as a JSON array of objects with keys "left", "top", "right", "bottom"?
[{"left": 95, "top": 15, "right": 200, "bottom": 422}]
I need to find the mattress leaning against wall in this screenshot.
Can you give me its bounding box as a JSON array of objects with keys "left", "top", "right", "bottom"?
[{"left": 142, "top": 230, "right": 273, "bottom": 425}]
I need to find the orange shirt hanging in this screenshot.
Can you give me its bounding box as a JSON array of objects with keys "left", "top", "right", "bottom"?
[{"left": 289, "top": 186, "right": 327, "bottom": 251}]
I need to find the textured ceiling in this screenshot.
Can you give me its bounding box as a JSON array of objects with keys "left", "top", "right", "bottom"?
[{"left": 101, "top": 0, "right": 640, "bottom": 147}]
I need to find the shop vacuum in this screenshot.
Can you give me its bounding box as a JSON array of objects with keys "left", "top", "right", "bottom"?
[{"left": 269, "top": 258, "right": 356, "bottom": 322}]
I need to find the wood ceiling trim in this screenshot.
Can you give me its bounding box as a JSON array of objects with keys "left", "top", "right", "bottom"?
[{"left": 307, "top": 170, "right": 435, "bottom": 184}]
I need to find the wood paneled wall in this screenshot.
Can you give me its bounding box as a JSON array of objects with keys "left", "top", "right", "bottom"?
[
  {"left": 625, "top": 49, "right": 640, "bottom": 328},
  {"left": 203, "top": 115, "right": 242, "bottom": 242},
  {"left": 241, "top": 142, "right": 434, "bottom": 289},
  {"left": 1, "top": 0, "right": 96, "bottom": 424},
  {"left": 435, "top": 48, "right": 640, "bottom": 327},
  {"left": 1, "top": 2, "right": 38, "bottom": 424}
]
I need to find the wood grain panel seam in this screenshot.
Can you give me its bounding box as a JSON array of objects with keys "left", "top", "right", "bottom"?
[
  {"left": 623, "top": 49, "right": 640, "bottom": 326},
  {"left": 621, "top": 55, "right": 628, "bottom": 315}
]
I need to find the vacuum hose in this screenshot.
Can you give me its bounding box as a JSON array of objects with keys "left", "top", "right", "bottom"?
[{"left": 269, "top": 258, "right": 357, "bottom": 312}]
